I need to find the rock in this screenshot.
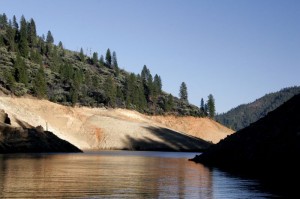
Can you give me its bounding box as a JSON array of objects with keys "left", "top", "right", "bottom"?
[
  {"left": 0, "top": 109, "right": 11, "bottom": 125},
  {"left": 36, "top": 125, "right": 44, "bottom": 133}
]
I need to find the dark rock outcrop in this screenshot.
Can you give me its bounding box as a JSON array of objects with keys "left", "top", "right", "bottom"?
[
  {"left": 0, "top": 109, "right": 10, "bottom": 125},
  {"left": 0, "top": 110, "right": 81, "bottom": 153},
  {"left": 192, "top": 94, "right": 300, "bottom": 175}
]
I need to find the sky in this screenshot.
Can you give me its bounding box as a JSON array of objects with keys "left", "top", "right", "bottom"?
[{"left": 1, "top": 0, "right": 299, "bottom": 113}]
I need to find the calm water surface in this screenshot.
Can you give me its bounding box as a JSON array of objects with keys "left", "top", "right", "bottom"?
[{"left": 0, "top": 151, "right": 279, "bottom": 198}]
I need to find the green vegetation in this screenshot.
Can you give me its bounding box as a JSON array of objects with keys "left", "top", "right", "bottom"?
[
  {"left": 0, "top": 13, "right": 215, "bottom": 117},
  {"left": 179, "top": 82, "right": 188, "bottom": 103},
  {"left": 216, "top": 86, "right": 300, "bottom": 130},
  {"left": 207, "top": 94, "right": 215, "bottom": 119}
]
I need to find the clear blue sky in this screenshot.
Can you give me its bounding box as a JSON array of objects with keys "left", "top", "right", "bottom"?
[{"left": 1, "top": 0, "right": 299, "bottom": 113}]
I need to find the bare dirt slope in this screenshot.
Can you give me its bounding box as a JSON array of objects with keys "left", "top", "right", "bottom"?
[{"left": 0, "top": 95, "right": 233, "bottom": 151}]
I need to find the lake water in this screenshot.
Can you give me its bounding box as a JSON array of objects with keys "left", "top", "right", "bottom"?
[{"left": 0, "top": 151, "right": 281, "bottom": 198}]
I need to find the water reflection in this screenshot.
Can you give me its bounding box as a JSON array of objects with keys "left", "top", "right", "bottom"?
[{"left": 0, "top": 152, "right": 279, "bottom": 198}]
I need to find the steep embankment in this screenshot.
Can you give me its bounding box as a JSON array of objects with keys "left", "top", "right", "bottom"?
[
  {"left": 0, "top": 95, "right": 233, "bottom": 151},
  {"left": 192, "top": 93, "right": 300, "bottom": 175},
  {"left": 0, "top": 109, "right": 81, "bottom": 153}
]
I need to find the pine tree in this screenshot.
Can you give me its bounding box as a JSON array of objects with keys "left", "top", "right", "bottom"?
[
  {"left": 104, "top": 76, "right": 116, "bottom": 107},
  {"left": 28, "top": 18, "right": 37, "bottom": 48},
  {"left": 112, "top": 51, "right": 118, "bottom": 68},
  {"left": 14, "top": 53, "right": 28, "bottom": 86},
  {"left": 46, "top": 30, "right": 54, "bottom": 44},
  {"left": 70, "top": 88, "right": 78, "bottom": 106},
  {"left": 105, "top": 48, "right": 112, "bottom": 67},
  {"left": 6, "top": 25, "right": 16, "bottom": 51},
  {"left": 33, "top": 66, "right": 47, "bottom": 99},
  {"left": 4, "top": 69, "right": 16, "bottom": 92},
  {"left": 165, "top": 94, "right": 174, "bottom": 112},
  {"left": 0, "top": 13, "right": 8, "bottom": 29},
  {"left": 200, "top": 98, "right": 205, "bottom": 116},
  {"left": 204, "top": 103, "right": 208, "bottom": 116},
  {"left": 19, "top": 15, "right": 29, "bottom": 57},
  {"left": 92, "top": 52, "right": 98, "bottom": 65},
  {"left": 99, "top": 55, "right": 104, "bottom": 67},
  {"left": 58, "top": 41, "right": 63, "bottom": 48},
  {"left": 12, "top": 15, "right": 18, "bottom": 30},
  {"left": 207, "top": 94, "right": 216, "bottom": 119},
  {"left": 179, "top": 82, "right": 188, "bottom": 103},
  {"left": 79, "top": 47, "right": 85, "bottom": 62},
  {"left": 153, "top": 74, "right": 162, "bottom": 95}
]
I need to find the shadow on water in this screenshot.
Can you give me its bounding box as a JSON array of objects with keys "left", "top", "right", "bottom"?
[
  {"left": 122, "top": 126, "right": 211, "bottom": 151},
  {"left": 204, "top": 163, "right": 299, "bottom": 198}
]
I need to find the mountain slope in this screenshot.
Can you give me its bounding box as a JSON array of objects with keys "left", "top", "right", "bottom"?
[
  {"left": 0, "top": 95, "right": 233, "bottom": 151},
  {"left": 216, "top": 86, "right": 300, "bottom": 130},
  {"left": 192, "top": 93, "right": 300, "bottom": 173},
  {"left": 0, "top": 14, "right": 206, "bottom": 117}
]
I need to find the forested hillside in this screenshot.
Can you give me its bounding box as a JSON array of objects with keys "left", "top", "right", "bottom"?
[
  {"left": 0, "top": 13, "right": 214, "bottom": 117},
  {"left": 216, "top": 86, "right": 300, "bottom": 130}
]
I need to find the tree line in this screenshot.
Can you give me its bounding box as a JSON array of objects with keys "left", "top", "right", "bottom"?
[{"left": 0, "top": 13, "right": 216, "bottom": 119}]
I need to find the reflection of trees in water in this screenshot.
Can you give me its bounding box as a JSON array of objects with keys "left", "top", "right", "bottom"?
[{"left": 0, "top": 153, "right": 214, "bottom": 198}]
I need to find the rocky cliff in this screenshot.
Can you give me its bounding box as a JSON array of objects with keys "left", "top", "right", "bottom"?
[{"left": 0, "top": 109, "right": 81, "bottom": 153}]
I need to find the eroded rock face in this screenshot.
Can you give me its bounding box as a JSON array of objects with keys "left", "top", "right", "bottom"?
[{"left": 0, "top": 109, "right": 81, "bottom": 154}]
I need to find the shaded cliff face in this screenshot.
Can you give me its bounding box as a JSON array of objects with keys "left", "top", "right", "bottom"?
[
  {"left": 192, "top": 94, "right": 300, "bottom": 174},
  {"left": 0, "top": 110, "right": 81, "bottom": 153}
]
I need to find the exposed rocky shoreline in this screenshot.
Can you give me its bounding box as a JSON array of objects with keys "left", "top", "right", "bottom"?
[{"left": 0, "top": 109, "right": 81, "bottom": 153}]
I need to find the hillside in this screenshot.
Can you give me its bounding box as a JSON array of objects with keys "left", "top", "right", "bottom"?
[
  {"left": 192, "top": 93, "right": 300, "bottom": 174},
  {"left": 0, "top": 109, "right": 81, "bottom": 153},
  {"left": 0, "top": 95, "right": 233, "bottom": 151},
  {"left": 216, "top": 86, "right": 300, "bottom": 130},
  {"left": 0, "top": 13, "right": 208, "bottom": 117}
]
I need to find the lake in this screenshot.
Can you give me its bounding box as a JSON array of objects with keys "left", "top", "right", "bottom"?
[{"left": 0, "top": 151, "right": 281, "bottom": 198}]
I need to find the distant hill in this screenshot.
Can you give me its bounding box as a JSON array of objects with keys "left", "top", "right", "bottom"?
[
  {"left": 216, "top": 86, "right": 300, "bottom": 130},
  {"left": 192, "top": 93, "right": 300, "bottom": 175}
]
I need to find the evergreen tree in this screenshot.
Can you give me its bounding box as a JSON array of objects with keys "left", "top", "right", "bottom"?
[
  {"left": 200, "top": 98, "right": 205, "bottom": 116},
  {"left": 179, "top": 82, "right": 188, "bottom": 103},
  {"left": 99, "top": 55, "right": 104, "bottom": 67},
  {"left": 141, "top": 65, "right": 150, "bottom": 81},
  {"left": 19, "top": 15, "right": 29, "bottom": 57},
  {"left": 153, "top": 74, "right": 162, "bottom": 95},
  {"left": 46, "top": 30, "right": 54, "bottom": 44},
  {"left": 6, "top": 25, "right": 16, "bottom": 51},
  {"left": 79, "top": 47, "right": 85, "bottom": 62},
  {"left": 12, "top": 15, "right": 18, "bottom": 30},
  {"left": 92, "top": 52, "right": 98, "bottom": 65},
  {"left": 112, "top": 51, "right": 118, "bottom": 68},
  {"left": 104, "top": 76, "right": 116, "bottom": 107},
  {"left": 58, "top": 41, "right": 63, "bottom": 48},
  {"left": 19, "top": 15, "right": 27, "bottom": 38},
  {"left": 27, "top": 18, "right": 37, "bottom": 48},
  {"left": 200, "top": 98, "right": 205, "bottom": 110},
  {"left": 165, "top": 94, "right": 174, "bottom": 112},
  {"left": 4, "top": 69, "right": 16, "bottom": 92},
  {"left": 33, "top": 66, "right": 47, "bottom": 99},
  {"left": 0, "top": 13, "right": 8, "bottom": 29},
  {"left": 207, "top": 94, "right": 216, "bottom": 119},
  {"left": 105, "top": 48, "right": 112, "bottom": 67},
  {"left": 204, "top": 103, "right": 208, "bottom": 116},
  {"left": 70, "top": 88, "right": 78, "bottom": 106},
  {"left": 14, "top": 53, "right": 28, "bottom": 86}
]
